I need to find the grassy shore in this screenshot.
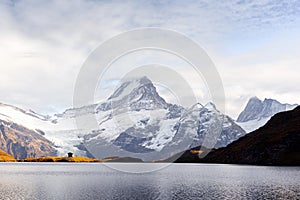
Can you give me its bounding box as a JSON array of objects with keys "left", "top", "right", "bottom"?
[
  {"left": 20, "top": 156, "right": 103, "bottom": 162},
  {"left": 0, "top": 150, "right": 16, "bottom": 162},
  {"left": 20, "top": 156, "right": 143, "bottom": 162},
  {"left": 0, "top": 150, "right": 143, "bottom": 163},
  {"left": 0, "top": 149, "right": 116, "bottom": 162}
]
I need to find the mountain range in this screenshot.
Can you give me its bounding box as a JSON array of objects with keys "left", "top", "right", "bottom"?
[
  {"left": 236, "top": 96, "right": 297, "bottom": 132},
  {"left": 0, "top": 76, "right": 297, "bottom": 162},
  {"left": 171, "top": 105, "right": 300, "bottom": 166}
]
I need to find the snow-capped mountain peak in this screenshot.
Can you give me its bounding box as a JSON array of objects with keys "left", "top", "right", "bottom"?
[
  {"left": 204, "top": 102, "right": 217, "bottom": 111},
  {"left": 108, "top": 76, "right": 152, "bottom": 100},
  {"left": 236, "top": 97, "right": 298, "bottom": 132},
  {"left": 186, "top": 103, "right": 204, "bottom": 111},
  {"left": 236, "top": 97, "right": 263, "bottom": 122},
  {"left": 0, "top": 77, "right": 248, "bottom": 161},
  {"left": 97, "top": 76, "right": 169, "bottom": 112},
  {"left": 0, "top": 103, "right": 48, "bottom": 121},
  {"left": 237, "top": 97, "right": 297, "bottom": 122}
]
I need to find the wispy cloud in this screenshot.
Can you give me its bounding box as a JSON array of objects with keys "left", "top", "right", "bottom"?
[{"left": 0, "top": 0, "right": 299, "bottom": 117}]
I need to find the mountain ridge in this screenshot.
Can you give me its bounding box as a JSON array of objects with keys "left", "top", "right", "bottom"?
[
  {"left": 0, "top": 77, "right": 297, "bottom": 161},
  {"left": 237, "top": 96, "right": 297, "bottom": 122},
  {"left": 170, "top": 106, "right": 300, "bottom": 165},
  {"left": 236, "top": 96, "right": 298, "bottom": 132},
  {"left": 81, "top": 77, "right": 246, "bottom": 161},
  {"left": 0, "top": 119, "right": 57, "bottom": 159}
]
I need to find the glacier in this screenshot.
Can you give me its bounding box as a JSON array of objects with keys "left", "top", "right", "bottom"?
[{"left": 0, "top": 77, "right": 247, "bottom": 161}]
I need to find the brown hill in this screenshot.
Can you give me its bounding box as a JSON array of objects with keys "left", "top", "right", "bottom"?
[
  {"left": 171, "top": 106, "right": 300, "bottom": 166},
  {"left": 0, "top": 149, "right": 16, "bottom": 162},
  {"left": 0, "top": 119, "right": 57, "bottom": 159}
]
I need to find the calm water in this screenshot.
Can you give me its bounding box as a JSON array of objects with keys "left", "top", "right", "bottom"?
[{"left": 0, "top": 163, "right": 299, "bottom": 200}]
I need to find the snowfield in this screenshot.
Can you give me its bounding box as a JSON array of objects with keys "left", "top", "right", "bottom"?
[{"left": 2, "top": 78, "right": 295, "bottom": 160}]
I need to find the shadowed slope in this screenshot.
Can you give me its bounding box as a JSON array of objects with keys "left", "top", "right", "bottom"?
[{"left": 171, "top": 106, "right": 300, "bottom": 166}]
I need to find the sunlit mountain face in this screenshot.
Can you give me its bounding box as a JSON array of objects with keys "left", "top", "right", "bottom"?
[{"left": 0, "top": 77, "right": 247, "bottom": 161}]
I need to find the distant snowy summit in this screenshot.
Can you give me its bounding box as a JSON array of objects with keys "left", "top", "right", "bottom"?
[
  {"left": 1, "top": 76, "right": 297, "bottom": 161},
  {"left": 236, "top": 97, "right": 298, "bottom": 132},
  {"left": 81, "top": 76, "right": 246, "bottom": 161},
  {"left": 0, "top": 76, "right": 246, "bottom": 161}
]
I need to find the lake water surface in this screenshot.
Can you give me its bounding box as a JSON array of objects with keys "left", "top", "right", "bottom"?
[{"left": 0, "top": 163, "right": 299, "bottom": 200}]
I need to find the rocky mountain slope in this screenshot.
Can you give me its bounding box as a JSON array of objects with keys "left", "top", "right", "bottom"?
[
  {"left": 172, "top": 106, "right": 300, "bottom": 165},
  {"left": 236, "top": 97, "right": 297, "bottom": 132},
  {"left": 0, "top": 119, "right": 56, "bottom": 159},
  {"left": 0, "top": 102, "right": 87, "bottom": 157},
  {"left": 0, "top": 76, "right": 246, "bottom": 161},
  {"left": 0, "top": 78, "right": 298, "bottom": 162},
  {"left": 80, "top": 77, "right": 246, "bottom": 161}
]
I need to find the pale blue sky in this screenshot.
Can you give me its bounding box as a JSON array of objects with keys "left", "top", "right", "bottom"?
[{"left": 0, "top": 0, "right": 299, "bottom": 118}]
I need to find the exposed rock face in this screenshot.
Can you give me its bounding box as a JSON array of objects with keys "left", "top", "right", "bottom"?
[
  {"left": 173, "top": 106, "right": 300, "bottom": 165},
  {"left": 236, "top": 97, "right": 298, "bottom": 132},
  {"left": 0, "top": 77, "right": 246, "bottom": 160},
  {"left": 237, "top": 97, "right": 297, "bottom": 122},
  {"left": 82, "top": 77, "right": 246, "bottom": 161},
  {"left": 172, "top": 103, "right": 246, "bottom": 149},
  {"left": 0, "top": 119, "right": 57, "bottom": 159}
]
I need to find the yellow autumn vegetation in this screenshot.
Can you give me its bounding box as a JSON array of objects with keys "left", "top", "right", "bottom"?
[
  {"left": 21, "top": 156, "right": 103, "bottom": 162},
  {"left": 0, "top": 150, "right": 16, "bottom": 162},
  {"left": 0, "top": 150, "right": 134, "bottom": 163}
]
